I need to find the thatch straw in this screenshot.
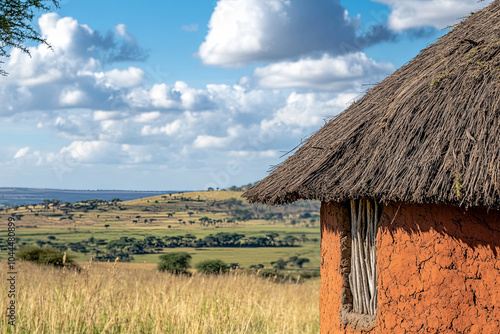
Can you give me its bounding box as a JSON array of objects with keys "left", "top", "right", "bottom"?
[{"left": 244, "top": 0, "right": 500, "bottom": 208}]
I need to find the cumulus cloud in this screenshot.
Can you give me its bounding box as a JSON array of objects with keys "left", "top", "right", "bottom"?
[
  {"left": 123, "top": 81, "right": 214, "bottom": 111},
  {"left": 133, "top": 111, "right": 161, "bottom": 123},
  {"left": 8, "top": 78, "right": 363, "bottom": 189},
  {"left": 258, "top": 150, "right": 277, "bottom": 158},
  {"left": 14, "top": 147, "right": 30, "bottom": 159},
  {"left": 374, "top": 0, "right": 493, "bottom": 31},
  {"left": 0, "top": 13, "right": 147, "bottom": 115},
  {"left": 59, "top": 140, "right": 116, "bottom": 163},
  {"left": 193, "top": 135, "right": 231, "bottom": 149},
  {"left": 14, "top": 75, "right": 370, "bottom": 168},
  {"left": 199, "top": 0, "right": 393, "bottom": 66},
  {"left": 108, "top": 23, "right": 149, "bottom": 62},
  {"left": 261, "top": 92, "right": 357, "bottom": 129},
  {"left": 93, "top": 111, "right": 127, "bottom": 121},
  {"left": 135, "top": 82, "right": 213, "bottom": 111},
  {"left": 94, "top": 67, "right": 145, "bottom": 89},
  {"left": 149, "top": 84, "right": 183, "bottom": 109},
  {"left": 228, "top": 149, "right": 277, "bottom": 158},
  {"left": 59, "top": 89, "right": 89, "bottom": 106},
  {"left": 193, "top": 127, "right": 241, "bottom": 149},
  {"left": 53, "top": 140, "right": 152, "bottom": 165},
  {"left": 254, "top": 52, "right": 394, "bottom": 90},
  {"left": 0, "top": 10, "right": 400, "bottom": 189},
  {"left": 121, "top": 144, "right": 153, "bottom": 163}
]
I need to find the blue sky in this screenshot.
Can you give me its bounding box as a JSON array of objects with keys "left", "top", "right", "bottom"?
[{"left": 0, "top": 0, "right": 493, "bottom": 191}]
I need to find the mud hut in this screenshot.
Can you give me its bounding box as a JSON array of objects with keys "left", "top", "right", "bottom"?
[{"left": 244, "top": 2, "right": 500, "bottom": 333}]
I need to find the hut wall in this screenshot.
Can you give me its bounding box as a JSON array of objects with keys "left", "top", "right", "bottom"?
[{"left": 320, "top": 201, "right": 500, "bottom": 333}]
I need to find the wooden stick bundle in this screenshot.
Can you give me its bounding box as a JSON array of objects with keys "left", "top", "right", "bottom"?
[{"left": 349, "top": 199, "right": 380, "bottom": 315}]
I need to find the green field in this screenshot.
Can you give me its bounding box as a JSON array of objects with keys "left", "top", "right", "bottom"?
[{"left": 0, "top": 190, "right": 321, "bottom": 271}]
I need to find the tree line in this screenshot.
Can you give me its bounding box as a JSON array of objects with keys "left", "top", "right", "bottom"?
[{"left": 31, "top": 232, "right": 316, "bottom": 262}]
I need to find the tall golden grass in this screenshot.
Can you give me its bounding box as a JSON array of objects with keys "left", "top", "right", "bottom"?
[{"left": 1, "top": 261, "right": 319, "bottom": 333}]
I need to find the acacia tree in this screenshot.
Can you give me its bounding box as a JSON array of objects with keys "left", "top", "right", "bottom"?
[
  {"left": 195, "top": 259, "right": 229, "bottom": 275},
  {"left": 0, "top": 0, "right": 59, "bottom": 76},
  {"left": 271, "top": 258, "right": 287, "bottom": 270}
]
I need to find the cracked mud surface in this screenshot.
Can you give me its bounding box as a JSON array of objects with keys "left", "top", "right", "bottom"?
[{"left": 320, "top": 202, "right": 500, "bottom": 333}]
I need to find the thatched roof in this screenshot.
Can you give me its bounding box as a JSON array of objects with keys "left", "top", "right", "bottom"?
[{"left": 244, "top": 1, "right": 500, "bottom": 208}]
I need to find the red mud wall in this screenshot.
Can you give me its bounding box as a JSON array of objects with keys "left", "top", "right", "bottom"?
[{"left": 320, "top": 201, "right": 500, "bottom": 333}]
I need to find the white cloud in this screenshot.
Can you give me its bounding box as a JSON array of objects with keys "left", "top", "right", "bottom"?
[
  {"left": 98, "top": 119, "right": 125, "bottom": 142},
  {"left": 199, "top": 0, "right": 360, "bottom": 66},
  {"left": 124, "top": 82, "right": 216, "bottom": 112},
  {"left": 0, "top": 11, "right": 392, "bottom": 189},
  {"left": 0, "top": 13, "right": 147, "bottom": 115},
  {"left": 374, "top": 0, "right": 493, "bottom": 30},
  {"left": 254, "top": 53, "right": 394, "bottom": 90},
  {"left": 261, "top": 92, "right": 356, "bottom": 129},
  {"left": 205, "top": 83, "right": 283, "bottom": 116},
  {"left": 259, "top": 150, "right": 277, "bottom": 158},
  {"left": 140, "top": 119, "right": 183, "bottom": 137},
  {"left": 59, "top": 140, "right": 115, "bottom": 163},
  {"left": 193, "top": 127, "right": 240, "bottom": 149},
  {"left": 38, "top": 14, "right": 93, "bottom": 52},
  {"left": 115, "top": 24, "right": 128, "bottom": 37},
  {"left": 53, "top": 112, "right": 96, "bottom": 140},
  {"left": 53, "top": 140, "right": 155, "bottom": 165},
  {"left": 150, "top": 84, "right": 182, "bottom": 109},
  {"left": 60, "top": 89, "right": 88, "bottom": 106},
  {"left": 4, "top": 1, "right": 496, "bottom": 191},
  {"left": 163, "top": 120, "right": 182, "bottom": 136},
  {"left": 94, "top": 67, "right": 144, "bottom": 89},
  {"left": 174, "top": 81, "right": 214, "bottom": 111},
  {"left": 133, "top": 111, "right": 161, "bottom": 123},
  {"left": 140, "top": 125, "right": 157, "bottom": 136},
  {"left": 193, "top": 134, "right": 231, "bottom": 149},
  {"left": 125, "top": 88, "right": 153, "bottom": 109},
  {"left": 7, "top": 76, "right": 360, "bottom": 189},
  {"left": 227, "top": 149, "right": 276, "bottom": 158},
  {"left": 228, "top": 150, "right": 252, "bottom": 158},
  {"left": 121, "top": 144, "right": 152, "bottom": 163},
  {"left": 93, "top": 111, "right": 127, "bottom": 121},
  {"left": 36, "top": 78, "right": 355, "bottom": 161},
  {"left": 14, "top": 147, "right": 30, "bottom": 159}
]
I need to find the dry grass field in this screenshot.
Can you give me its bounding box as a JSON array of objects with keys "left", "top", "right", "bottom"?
[
  {"left": 0, "top": 261, "right": 320, "bottom": 333},
  {"left": 0, "top": 190, "right": 321, "bottom": 333}
]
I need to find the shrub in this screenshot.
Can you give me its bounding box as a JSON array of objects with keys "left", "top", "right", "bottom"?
[
  {"left": 228, "top": 263, "right": 239, "bottom": 270},
  {"left": 158, "top": 252, "right": 192, "bottom": 275},
  {"left": 16, "top": 246, "right": 77, "bottom": 268},
  {"left": 195, "top": 259, "right": 229, "bottom": 275},
  {"left": 299, "top": 270, "right": 321, "bottom": 279},
  {"left": 249, "top": 264, "right": 264, "bottom": 270},
  {"left": 95, "top": 251, "right": 133, "bottom": 262},
  {"left": 257, "top": 268, "right": 285, "bottom": 280},
  {"left": 271, "top": 258, "right": 287, "bottom": 270}
]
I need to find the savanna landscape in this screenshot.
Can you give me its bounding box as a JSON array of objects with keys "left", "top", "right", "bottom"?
[
  {"left": 0, "top": 189, "right": 321, "bottom": 333},
  {"left": 2, "top": 0, "right": 496, "bottom": 333}
]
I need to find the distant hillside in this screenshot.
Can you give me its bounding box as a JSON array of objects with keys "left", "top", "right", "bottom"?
[
  {"left": 125, "top": 190, "right": 245, "bottom": 205},
  {"left": 0, "top": 187, "right": 186, "bottom": 207}
]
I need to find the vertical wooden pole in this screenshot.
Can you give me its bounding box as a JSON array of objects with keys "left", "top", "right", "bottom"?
[{"left": 349, "top": 199, "right": 380, "bottom": 315}]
